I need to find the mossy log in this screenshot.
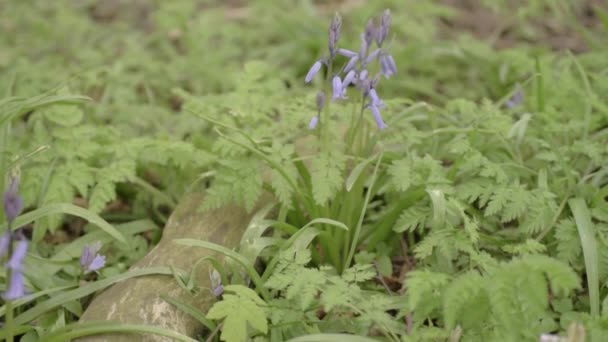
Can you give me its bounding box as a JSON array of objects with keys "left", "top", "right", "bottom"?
[{"left": 78, "top": 192, "right": 261, "bottom": 341}]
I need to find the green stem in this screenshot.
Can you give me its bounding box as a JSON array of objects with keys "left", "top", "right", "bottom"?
[
  {"left": 344, "top": 152, "right": 383, "bottom": 268},
  {"left": 5, "top": 299, "right": 14, "bottom": 342}
]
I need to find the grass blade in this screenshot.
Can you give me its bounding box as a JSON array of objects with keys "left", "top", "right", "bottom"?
[
  {"left": 40, "top": 321, "right": 198, "bottom": 342},
  {"left": 5, "top": 203, "right": 127, "bottom": 245},
  {"left": 160, "top": 294, "right": 216, "bottom": 331},
  {"left": 173, "top": 239, "right": 270, "bottom": 300},
  {"left": 569, "top": 198, "right": 599, "bottom": 318},
  {"left": 14, "top": 266, "right": 179, "bottom": 325}
]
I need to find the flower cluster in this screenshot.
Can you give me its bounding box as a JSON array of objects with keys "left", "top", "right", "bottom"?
[
  {"left": 305, "top": 9, "right": 396, "bottom": 130},
  {"left": 0, "top": 174, "right": 27, "bottom": 300}
]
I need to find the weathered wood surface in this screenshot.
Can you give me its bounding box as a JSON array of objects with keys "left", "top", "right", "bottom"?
[{"left": 78, "top": 192, "right": 258, "bottom": 341}]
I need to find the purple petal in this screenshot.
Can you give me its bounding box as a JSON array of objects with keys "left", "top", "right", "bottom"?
[
  {"left": 359, "top": 69, "right": 369, "bottom": 81},
  {"left": 80, "top": 242, "right": 101, "bottom": 268},
  {"left": 212, "top": 284, "right": 224, "bottom": 297},
  {"left": 3, "top": 269, "right": 25, "bottom": 300},
  {"left": 369, "top": 89, "right": 385, "bottom": 108},
  {"left": 86, "top": 254, "right": 106, "bottom": 273},
  {"left": 370, "top": 105, "right": 387, "bottom": 130},
  {"left": 6, "top": 239, "right": 27, "bottom": 270},
  {"left": 316, "top": 91, "right": 325, "bottom": 113},
  {"left": 309, "top": 116, "right": 319, "bottom": 130},
  {"left": 0, "top": 232, "right": 9, "bottom": 259},
  {"left": 386, "top": 54, "right": 397, "bottom": 75},
  {"left": 305, "top": 61, "right": 322, "bottom": 83},
  {"left": 342, "top": 70, "right": 356, "bottom": 88},
  {"left": 364, "top": 19, "right": 376, "bottom": 45},
  {"left": 365, "top": 49, "right": 380, "bottom": 65},
  {"left": 505, "top": 85, "right": 524, "bottom": 109},
  {"left": 3, "top": 176, "right": 23, "bottom": 223},
  {"left": 344, "top": 56, "right": 359, "bottom": 73},
  {"left": 358, "top": 34, "right": 368, "bottom": 60},
  {"left": 338, "top": 48, "right": 357, "bottom": 58},
  {"left": 332, "top": 76, "right": 343, "bottom": 100},
  {"left": 380, "top": 55, "right": 394, "bottom": 78}
]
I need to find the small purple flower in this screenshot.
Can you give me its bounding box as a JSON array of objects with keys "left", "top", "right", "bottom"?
[
  {"left": 305, "top": 60, "right": 323, "bottom": 83},
  {"left": 505, "top": 84, "right": 524, "bottom": 109},
  {"left": 364, "top": 18, "right": 376, "bottom": 46},
  {"left": 6, "top": 239, "right": 27, "bottom": 271},
  {"left": 380, "top": 54, "right": 397, "bottom": 78},
  {"left": 338, "top": 48, "right": 357, "bottom": 58},
  {"left": 369, "top": 89, "right": 385, "bottom": 108},
  {"left": 370, "top": 104, "right": 387, "bottom": 130},
  {"left": 328, "top": 13, "right": 342, "bottom": 58},
  {"left": 80, "top": 242, "right": 106, "bottom": 274},
  {"left": 342, "top": 70, "right": 356, "bottom": 88},
  {"left": 344, "top": 55, "right": 359, "bottom": 73},
  {"left": 376, "top": 9, "right": 391, "bottom": 47},
  {"left": 332, "top": 76, "right": 346, "bottom": 100},
  {"left": 0, "top": 232, "right": 9, "bottom": 259},
  {"left": 3, "top": 269, "right": 25, "bottom": 300},
  {"left": 316, "top": 91, "right": 325, "bottom": 112},
  {"left": 358, "top": 34, "right": 369, "bottom": 61},
  {"left": 3, "top": 175, "right": 23, "bottom": 225},
  {"left": 359, "top": 69, "right": 369, "bottom": 81},
  {"left": 365, "top": 49, "right": 380, "bottom": 65},
  {"left": 309, "top": 116, "right": 319, "bottom": 130},
  {"left": 209, "top": 269, "right": 223, "bottom": 298}
]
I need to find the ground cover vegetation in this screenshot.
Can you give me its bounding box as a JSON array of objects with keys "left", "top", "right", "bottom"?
[{"left": 0, "top": 0, "right": 607, "bottom": 341}]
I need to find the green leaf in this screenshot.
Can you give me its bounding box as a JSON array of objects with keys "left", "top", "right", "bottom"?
[
  {"left": 14, "top": 267, "right": 179, "bottom": 325},
  {"left": 6, "top": 203, "right": 127, "bottom": 244},
  {"left": 311, "top": 150, "right": 345, "bottom": 206},
  {"left": 569, "top": 198, "right": 600, "bottom": 318},
  {"left": 206, "top": 285, "right": 268, "bottom": 342}
]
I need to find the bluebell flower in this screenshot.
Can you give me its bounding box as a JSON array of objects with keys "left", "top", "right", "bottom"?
[
  {"left": 365, "top": 49, "right": 380, "bottom": 65},
  {"left": 505, "top": 84, "right": 524, "bottom": 109},
  {"left": 344, "top": 55, "right": 359, "bottom": 73},
  {"left": 209, "top": 269, "right": 223, "bottom": 298},
  {"left": 332, "top": 76, "right": 346, "bottom": 100},
  {"left": 328, "top": 13, "right": 342, "bottom": 58},
  {"left": 309, "top": 116, "right": 319, "bottom": 130},
  {"left": 3, "top": 175, "right": 23, "bottom": 225},
  {"left": 338, "top": 48, "right": 357, "bottom": 58},
  {"left": 342, "top": 70, "right": 356, "bottom": 88},
  {"left": 364, "top": 18, "right": 376, "bottom": 46},
  {"left": 4, "top": 269, "right": 25, "bottom": 300},
  {"left": 370, "top": 104, "right": 387, "bottom": 130},
  {"left": 359, "top": 69, "right": 369, "bottom": 82},
  {"left": 305, "top": 60, "right": 323, "bottom": 83},
  {"left": 309, "top": 91, "right": 325, "bottom": 130},
  {"left": 380, "top": 54, "right": 397, "bottom": 78},
  {"left": 0, "top": 232, "right": 9, "bottom": 258},
  {"left": 6, "top": 239, "right": 27, "bottom": 270},
  {"left": 316, "top": 90, "right": 325, "bottom": 112},
  {"left": 80, "top": 242, "right": 106, "bottom": 274},
  {"left": 369, "top": 89, "right": 385, "bottom": 108},
  {"left": 376, "top": 9, "right": 391, "bottom": 47},
  {"left": 358, "top": 34, "right": 369, "bottom": 61},
  {"left": 3, "top": 238, "right": 28, "bottom": 301}
]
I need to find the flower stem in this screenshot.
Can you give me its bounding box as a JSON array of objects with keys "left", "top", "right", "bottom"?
[{"left": 5, "top": 294, "right": 15, "bottom": 342}]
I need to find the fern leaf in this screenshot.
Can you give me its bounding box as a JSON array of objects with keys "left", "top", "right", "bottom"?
[
  {"left": 203, "top": 158, "right": 263, "bottom": 212},
  {"left": 89, "top": 178, "right": 116, "bottom": 214},
  {"left": 443, "top": 270, "right": 487, "bottom": 330},
  {"left": 311, "top": 149, "right": 345, "bottom": 206},
  {"left": 388, "top": 158, "right": 413, "bottom": 192},
  {"left": 554, "top": 219, "right": 582, "bottom": 265},
  {"left": 393, "top": 204, "right": 430, "bottom": 233}
]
